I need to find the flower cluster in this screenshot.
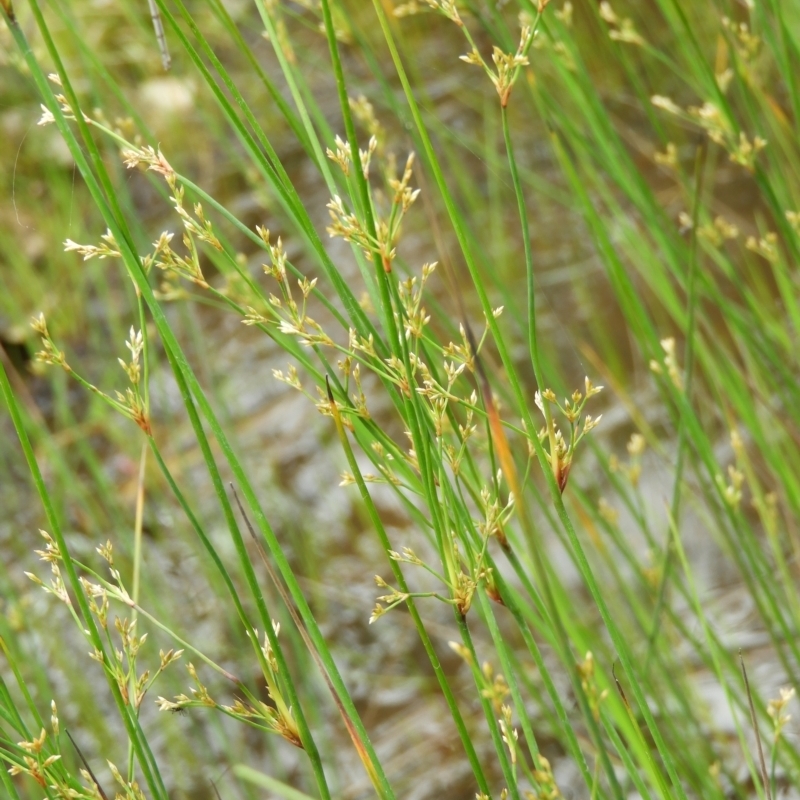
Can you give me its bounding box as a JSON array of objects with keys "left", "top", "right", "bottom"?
[
  {"left": 327, "top": 151, "right": 420, "bottom": 271},
  {"left": 534, "top": 378, "right": 604, "bottom": 493},
  {"left": 651, "top": 95, "right": 766, "bottom": 170},
  {"left": 31, "top": 315, "right": 151, "bottom": 434},
  {"left": 767, "top": 686, "right": 795, "bottom": 743},
  {"left": 649, "top": 337, "right": 683, "bottom": 391},
  {"left": 370, "top": 528, "right": 491, "bottom": 621},
  {"left": 459, "top": 16, "right": 537, "bottom": 106},
  {"left": 157, "top": 619, "right": 302, "bottom": 747},
  {"left": 599, "top": 2, "right": 645, "bottom": 46}
]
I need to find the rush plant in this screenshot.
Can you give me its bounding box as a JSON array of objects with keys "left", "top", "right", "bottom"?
[{"left": 1, "top": 1, "right": 799, "bottom": 798}]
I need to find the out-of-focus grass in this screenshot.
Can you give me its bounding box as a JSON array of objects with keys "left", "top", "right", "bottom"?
[{"left": 1, "top": 1, "right": 800, "bottom": 798}]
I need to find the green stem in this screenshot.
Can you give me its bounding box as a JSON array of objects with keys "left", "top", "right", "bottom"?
[
  {"left": 0, "top": 356, "right": 167, "bottom": 800},
  {"left": 326, "top": 379, "right": 493, "bottom": 795}
]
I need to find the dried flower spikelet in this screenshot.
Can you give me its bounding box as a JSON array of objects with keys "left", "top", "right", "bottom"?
[
  {"left": 729, "top": 131, "right": 767, "bottom": 169},
  {"left": 577, "top": 650, "right": 608, "bottom": 721},
  {"left": 601, "top": 3, "right": 645, "bottom": 45},
  {"left": 50, "top": 700, "right": 59, "bottom": 736},
  {"left": 34, "top": 529, "right": 61, "bottom": 563},
  {"left": 117, "top": 327, "right": 144, "bottom": 386},
  {"left": 159, "top": 648, "right": 184, "bottom": 670},
  {"left": 326, "top": 195, "right": 370, "bottom": 256},
  {"left": 30, "top": 312, "right": 49, "bottom": 339},
  {"left": 459, "top": 16, "right": 534, "bottom": 106},
  {"left": 390, "top": 152, "right": 421, "bottom": 210},
  {"left": 598, "top": 1, "right": 617, "bottom": 23},
  {"left": 459, "top": 47, "right": 483, "bottom": 66},
  {"left": 767, "top": 686, "right": 795, "bottom": 742},
  {"left": 654, "top": 337, "right": 683, "bottom": 391},
  {"left": 609, "top": 17, "right": 644, "bottom": 45},
  {"left": 688, "top": 102, "right": 730, "bottom": 147},
  {"left": 620, "top": 432, "right": 646, "bottom": 486},
  {"left": 96, "top": 539, "right": 114, "bottom": 566},
  {"left": 722, "top": 16, "right": 761, "bottom": 61},
  {"left": 730, "top": 427, "right": 744, "bottom": 458},
  {"left": 349, "top": 94, "right": 385, "bottom": 144},
  {"left": 586, "top": 376, "right": 604, "bottom": 398},
  {"left": 677, "top": 212, "right": 695, "bottom": 235},
  {"left": 326, "top": 134, "right": 351, "bottom": 176},
  {"left": 627, "top": 432, "right": 646, "bottom": 457},
  {"left": 185, "top": 662, "right": 216, "bottom": 707},
  {"left": 121, "top": 144, "right": 174, "bottom": 178},
  {"left": 698, "top": 215, "right": 739, "bottom": 246},
  {"left": 8, "top": 728, "right": 62, "bottom": 788},
  {"left": 480, "top": 663, "right": 510, "bottom": 712},
  {"left": 716, "top": 464, "right": 744, "bottom": 510},
  {"left": 499, "top": 704, "right": 518, "bottom": 764},
  {"left": 746, "top": 231, "right": 779, "bottom": 263},
  {"left": 273, "top": 364, "right": 303, "bottom": 391},
  {"left": 260, "top": 623, "right": 281, "bottom": 673},
  {"left": 786, "top": 210, "right": 800, "bottom": 234},
  {"left": 243, "top": 306, "right": 270, "bottom": 327},
  {"left": 359, "top": 135, "right": 378, "bottom": 179},
  {"left": 535, "top": 379, "right": 602, "bottom": 491},
  {"left": 338, "top": 471, "right": 356, "bottom": 487},
  {"left": 64, "top": 229, "right": 121, "bottom": 262},
  {"left": 554, "top": 1, "right": 573, "bottom": 26},
  {"left": 37, "top": 104, "right": 56, "bottom": 126},
  {"left": 654, "top": 94, "right": 765, "bottom": 168},
  {"left": 496, "top": 30, "right": 534, "bottom": 106},
  {"left": 28, "top": 540, "right": 71, "bottom": 606},
  {"left": 532, "top": 754, "right": 562, "bottom": 798},
  {"left": 34, "top": 81, "right": 78, "bottom": 128},
  {"left": 651, "top": 95, "right": 682, "bottom": 115},
  {"left": 654, "top": 142, "right": 678, "bottom": 168},
  {"left": 369, "top": 572, "right": 415, "bottom": 624},
  {"left": 81, "top": 578, "right": 110, "bottom": 627},
  {"left": 108, "top": 760, "right": 147, "bottom": 799},
  {"left": 253, "top": 225, "right": 270, "bottom": 249},
  {"left": 598, "top": 497, "right": 619, "bottom": 526},
  {"left": 156, "top": 696, "right": 183, "bottom": 712},
  {"left": 424, "top": 0, "right": 462, "bottom": 25},
  {"left": 393, "top": 1, "right": 425, "bottom": 18},
  {"left": 448, "top": 640, "right": 474, "bottom": 665},
  {"left": 19, "top": 727, "right": 48, "bottom": 755},
  {"left": 716, "top": 68, "right": 734, "bottom": 93},
  {"left": 390, "top": 546, "right": 424, "bottom": 565},
  {"left": 452, "top": 569, "right": 477, "bottom": 616}
]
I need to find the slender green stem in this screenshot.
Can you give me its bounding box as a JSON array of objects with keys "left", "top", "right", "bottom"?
[
  {"left": 0, "top": 357, "right": 167, "bottom": 800},
  {"left": 646, "top": 144, "right": 707, "bottom": 663},
  {"left": 326, "top": 378, "right": 493, "bottom": 795}
]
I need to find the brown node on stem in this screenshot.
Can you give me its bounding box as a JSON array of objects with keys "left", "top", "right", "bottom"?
[{"left": 557, "top": 461, "right": 571, "bottom": 494}]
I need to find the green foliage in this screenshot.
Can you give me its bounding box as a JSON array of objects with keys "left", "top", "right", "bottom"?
[{"left": 1, "top": 0, "right": 800, "bottom": 798}]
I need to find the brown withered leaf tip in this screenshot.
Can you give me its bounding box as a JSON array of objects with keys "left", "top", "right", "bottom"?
[{"left": 611, "top": 662, "right": 629, "bottom": 710}]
